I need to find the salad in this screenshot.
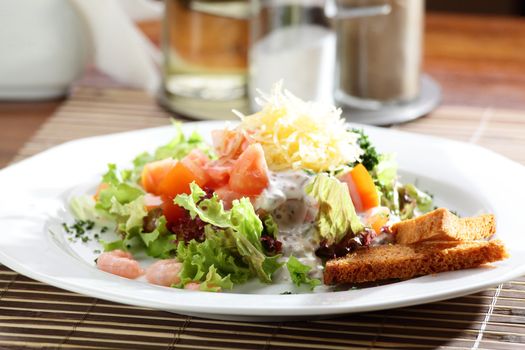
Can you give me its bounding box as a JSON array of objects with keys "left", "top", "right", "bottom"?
[{"left": 70, "top": 83, "right": 434, "bottom": 292}]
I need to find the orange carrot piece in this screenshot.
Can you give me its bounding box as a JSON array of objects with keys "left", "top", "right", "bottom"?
[{"left": 349, "top": 163, "right": 379, "bottom": 211}]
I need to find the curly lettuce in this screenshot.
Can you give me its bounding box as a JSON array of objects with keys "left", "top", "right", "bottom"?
[
  {"left": 129, "top": 122, "right": 214, "bottom": 181},
  {"left": 286, "top": 256, "right": 321, "bottom": 290},
  {"left": 174, "top": 183, "right": 283, "bottom": 287}
]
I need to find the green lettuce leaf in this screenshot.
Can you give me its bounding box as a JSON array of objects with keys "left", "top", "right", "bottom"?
[
  {"left": 71, "top": 124, "right": 215, "bottom": 259},
  {"left": 154, "top": 125, "right": 213, "bottom": 161},
  {"left": 262, "top": 214, "right": 278, "bottom": 239},
  {"left": 230, "top": 198, "right": 264, "bottom": 251},
  {"left": 109, "top": 196, "right": 146, "bottom": 232},
  {"left": 100, "top": 239, "right": 126, "bottom": 252},
  {"left": 139, "top": 216, "right": 178, "bottom": 258},
  {"left": 174, "top": 182, "right": 283, "bottom": 284},
  {"left": 374, "top": 154, "right": 398, "bottom": 188},
  {"left": 199, "top": 266, "right": 234, "bottom": 292},
  {"left": 125, "top": 123, "right": 214, "bottom": 183},
  {"left": 373, "top": 154, "right": 400, "bottom": 213},
  {"left": 405, "top": 184, "right": 433, "bottom": 212},
  {"left": 286, "top": 256, "right": 321, "bottom": 290},
  {"left": 129, "top": 152, "right": 154, "bottom": 182},
  {"left": 95, "top": 164, "right": 144, "bottom": 212},
  {"left": 305, "top": 174, "right": 364, "bottom": 245},
  {"left": 175, "top": 235, "right": 251, "bottom": 287},
  {"left": 175, "top": 186, "right": 230, "bottom": 227},
  {"left": 398, "top": 183, "right": 433, "bottom": 220},
  {"left": 69, "top": 195, "right": 113, "bottom": 224}
]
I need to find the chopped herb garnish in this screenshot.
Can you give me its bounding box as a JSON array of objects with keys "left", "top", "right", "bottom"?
[
  {"left": 62, "top": 223, "right": 71, "bottom": 234},
  {"left": 86, "top": 220, "right": 95, "bottom": 230},
  {"left": 62, "top": 219, "right": 104, "bottom": 244}
]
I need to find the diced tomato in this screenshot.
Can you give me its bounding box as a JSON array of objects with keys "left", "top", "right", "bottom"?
[
  {"left": 181, "top": 149, "right": 211, "bottom": 186},
  {"left": 228, "top": 143, "right": 269, "bottom": 196},
  {"left": 204, "top": 160, "right": 233, "bottom": 188},
  {"left": 153, "top": 162, "right": 205, "bottom": 224},
  {"left": 340, "top": 163, "right": 379, "bottom": 212},
  {"left": 161, "top": 196, "right": 187, "bottom": 224},
  {"left": 157, "top": 162, "right": 204, "bottom": 198},
  {"left": 141, "top": 158, "right": 178, "bottom": 195},
  {"left": 94, "top": 182, "right": 109, "bottom": 201},
  {"left": 215, "top": 186, "right": 245, "bottom": 209},
  {"left": 144, "top": 193, "right": 163, "bottom": 211}
]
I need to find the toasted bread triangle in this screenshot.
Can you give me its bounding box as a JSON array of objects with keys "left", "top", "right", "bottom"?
[{"left": 324, "top": 240, "right": 508, "bottom": 285}]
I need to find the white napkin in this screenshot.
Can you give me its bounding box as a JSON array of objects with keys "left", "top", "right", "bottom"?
[{"left": 70, "top": 0, "right": 163, "bottom": 93}]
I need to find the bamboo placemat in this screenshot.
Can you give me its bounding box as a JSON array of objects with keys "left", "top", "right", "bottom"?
[{"left": 4, "top": 86, "right": 525, "bottom": 350}]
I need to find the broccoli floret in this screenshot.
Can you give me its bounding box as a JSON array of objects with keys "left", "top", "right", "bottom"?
[{"left": 351, "top": 128, "right": 380, "bottom": 171}]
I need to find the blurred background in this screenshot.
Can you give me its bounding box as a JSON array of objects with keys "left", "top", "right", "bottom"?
[{"left": 1, "top": 0, "right": 525, "bottom": 167}]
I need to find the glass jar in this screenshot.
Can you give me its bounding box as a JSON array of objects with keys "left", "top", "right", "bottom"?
[
  {"left": 249, "top": 0, "right": 336, "bottom": 108},
  {"left": 335, "top": 0, "right": 424, "bottom": 109},
  {"left": 161, "top": 0, "right": 251, "bottom": 120}
]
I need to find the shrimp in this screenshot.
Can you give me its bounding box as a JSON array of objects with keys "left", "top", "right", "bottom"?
[
  {"left": 184, "top": 282, "right": 201, "bottom": 291},
  {"left": 145, "top": 259, "right": 182, "bottom": 287},
  {"left": 96, "top": 250, "right": 143, "bottom": 279}
]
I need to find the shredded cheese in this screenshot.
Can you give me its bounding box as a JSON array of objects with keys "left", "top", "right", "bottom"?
[{"left": 236, "top": 82, "right": 363, "bottom": 172}]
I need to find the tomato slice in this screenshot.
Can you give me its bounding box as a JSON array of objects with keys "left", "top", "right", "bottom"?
[
  {"left": 141, "top": 158, "right": 178, "bottom": 195},
  {"left": 228, "top": 143, "right": 269, "bottom": 196}
]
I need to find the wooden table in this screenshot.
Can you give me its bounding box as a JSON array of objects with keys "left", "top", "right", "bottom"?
[
  {"left": 1, "top": 12, "right": 525, "bottom": 350},
  {"left": 1, "top": 13, "right": 525, "bottom": 168}
]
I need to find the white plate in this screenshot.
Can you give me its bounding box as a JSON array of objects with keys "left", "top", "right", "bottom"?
[{"left": 1, "top": 121, "right": 524, "bottom": 321}]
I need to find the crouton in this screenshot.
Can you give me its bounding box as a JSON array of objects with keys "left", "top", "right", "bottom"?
[{"left": 392, "top": 208, "right": 495, "bottom": 245}]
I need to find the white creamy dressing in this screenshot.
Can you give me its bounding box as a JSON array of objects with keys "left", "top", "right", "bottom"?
[{"left": 255, "top": 171, "right": 325, "bottom": 280}]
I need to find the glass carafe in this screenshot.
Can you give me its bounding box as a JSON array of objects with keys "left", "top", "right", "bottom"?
[{"left": 161, "top": 0, "right": 251, "bottom": 120}]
